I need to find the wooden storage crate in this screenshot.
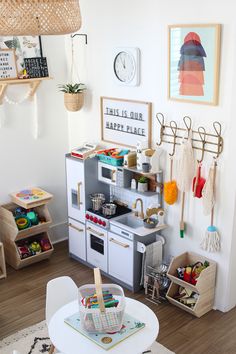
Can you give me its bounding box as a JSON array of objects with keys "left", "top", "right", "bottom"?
[
  {"left": 0, "top": 203, "right": 52, "bottom": 240},
  {"left": 167, "top": 252, "right": 216, "bottom": 293},
  {"left": 4, "top": 232, "right": 54, "bottom": 270},
  {"left": 166, "top": 252, "right": 216, "bottom": 317},
  {"left": 0, "top": 242, "right": 7, "bottom": 279},
  {"left": 166, "top": 282, "right": 215, "bottom": 318}
]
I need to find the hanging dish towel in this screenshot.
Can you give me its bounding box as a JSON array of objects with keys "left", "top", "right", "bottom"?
[
  {"left": 176, "top": 131, "right": 195, "bottom": 193},
  {"left": 140, "top": 241, "right": 163, "bottom": 286}
]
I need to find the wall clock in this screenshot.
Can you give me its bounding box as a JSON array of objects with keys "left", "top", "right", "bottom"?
[{"left": 113, "top": 47, "right": 140, "bottom": 86}]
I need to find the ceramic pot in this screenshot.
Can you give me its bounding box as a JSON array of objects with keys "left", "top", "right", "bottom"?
[{"left": 138, "top": 182, "right": 148, "bottom": 192}]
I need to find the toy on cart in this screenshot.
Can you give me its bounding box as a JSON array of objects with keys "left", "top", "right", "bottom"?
[
  {"left": 176, "top": 261, "right": 209, "bottom": 285},
  {"left": 10, "top": 188, "right": 53, "bottom": 209},
  {"left": 96, "top": 148, "right": 129, "bottom": 166},
  {"left": 40, "top": 238, "right": 52, "bottom": 251}
]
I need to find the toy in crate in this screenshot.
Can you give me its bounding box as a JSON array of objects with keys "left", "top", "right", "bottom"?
[
  {"left": 96, "top": 148, "right": 129, "bottom": 166},
  {"left": 78, "top": 268, "right": 125, "bottom": 333}
]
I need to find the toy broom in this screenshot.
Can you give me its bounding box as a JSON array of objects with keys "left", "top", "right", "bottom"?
[{"left": 201, "top": 159, "right": 220, "bottom": 252}]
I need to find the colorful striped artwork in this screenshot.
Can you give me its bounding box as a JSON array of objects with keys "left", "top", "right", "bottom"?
[{"left": 178, "top": 32, "right": 206, "bottom": 96}]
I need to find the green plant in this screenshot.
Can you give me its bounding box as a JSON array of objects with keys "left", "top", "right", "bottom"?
[
  {"left": 138, "top": 176, "right": 148, "bottom": 183},
  {"left": 58, "top": 83, "right": 86, "bottom": 94}
]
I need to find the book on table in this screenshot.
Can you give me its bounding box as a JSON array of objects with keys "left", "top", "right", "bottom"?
[{"left": 64, "top": 312, "right": 145, "bottom": 350}]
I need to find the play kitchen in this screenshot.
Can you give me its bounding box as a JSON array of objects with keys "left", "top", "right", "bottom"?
[{"left": 66, "top": 143, "right": 167, "bottom": 292}]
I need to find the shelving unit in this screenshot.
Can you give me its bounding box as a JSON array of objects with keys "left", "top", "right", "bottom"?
[
  {"left": 0, "top": 242, "right": 7, "bottom": 279},
  {"left": 0, "top": 196, "right": 54, "bottom": 270},
  {"left": 123, "top": 166, "right": 162, "bottom": 177},
  {"left": 0, "top": 77, "right": 52, "bottom": 104},
  {"left": 123, "top": 187, "right": 158, "bottom": 197},
  {"left": 166, "top": 252, "right": 216, "bottom": 317}
]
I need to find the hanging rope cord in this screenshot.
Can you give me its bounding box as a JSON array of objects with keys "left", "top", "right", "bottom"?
[{"left": 70, "top": 36, "right": 81, "bottom": 84}]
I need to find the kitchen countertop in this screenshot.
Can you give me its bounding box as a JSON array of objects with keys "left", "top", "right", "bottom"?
[{"left": 110, "top": 212, "right": 167, "bottom": 237}]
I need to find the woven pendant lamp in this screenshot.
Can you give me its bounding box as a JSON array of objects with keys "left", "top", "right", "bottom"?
[{"left": 0, "top": 0, "right": 82, "bottom": 35}]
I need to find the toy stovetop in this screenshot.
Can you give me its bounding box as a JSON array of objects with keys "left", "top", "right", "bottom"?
[{"left": 10, "top": 188, "right": 53, "bottom": 208}]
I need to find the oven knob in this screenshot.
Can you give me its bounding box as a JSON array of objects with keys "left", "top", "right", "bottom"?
[
  {"left": 102, "top": 221, "right": 106, "bottom": 227},
  {"left": 89, "top": 215, "right": 94, "bottom": 221},
  {"left": 86, "top": 214, "right": 90, "bottom": 220},
  {"left": 98, "top": 219, "right": 102, "bottom": 225},
  {"left": 94, "top": 217, "right": 98, "bottom": 224}
]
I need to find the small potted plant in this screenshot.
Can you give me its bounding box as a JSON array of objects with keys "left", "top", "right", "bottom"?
[
  {"left": 137, "top": 176, "right": 148, "bottom": 192},
  {"left": 59, "top": 83, "right": 86, "bottom": 112}
]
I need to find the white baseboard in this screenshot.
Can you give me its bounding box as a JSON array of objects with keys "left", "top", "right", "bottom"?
[{"left": 48, "top": 222, "right": 68, "bottom": 244}]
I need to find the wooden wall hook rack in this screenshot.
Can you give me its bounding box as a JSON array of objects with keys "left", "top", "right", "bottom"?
[
  {"left": 156, "top": 113, "right": 223, "bottom": 158},
  {"left": 0, "top": 77, "right": 52, "bottom": 104}
]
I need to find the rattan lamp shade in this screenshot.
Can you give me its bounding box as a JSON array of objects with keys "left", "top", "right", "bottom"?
[{"left": 0, "top": 0, "right": 82, "bottom": 35}]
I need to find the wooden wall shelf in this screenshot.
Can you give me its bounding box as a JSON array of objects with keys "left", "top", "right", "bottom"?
[{"left": 0, "top": 77, "right": 52, "bottom": 104}]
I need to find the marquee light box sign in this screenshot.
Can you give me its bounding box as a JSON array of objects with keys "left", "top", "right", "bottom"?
[
  {"left": 0, "top": 49, "right": 18, "bottom": 80},
  {"left": 101, "top": 97, "right": 152, "bottom": 147}
]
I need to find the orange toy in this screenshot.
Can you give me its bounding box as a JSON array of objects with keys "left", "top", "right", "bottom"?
[{"left": 164, "top": 157, "right": 178, "bottom": 205}]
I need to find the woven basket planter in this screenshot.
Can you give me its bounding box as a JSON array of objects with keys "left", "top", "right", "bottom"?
[
  {"left": 0, "top": 0, "right": 81, "bottom": 35},
  {"left": 64, "top": 92, "right": 84, "bottom": 112}
]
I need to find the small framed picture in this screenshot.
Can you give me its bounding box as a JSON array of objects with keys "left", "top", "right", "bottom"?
[
  {"left": 168, "top": 24, "right": 221, "bottom": 105},
  {"left": 0, "top": 49, "right": 18, "bottom": 80}
]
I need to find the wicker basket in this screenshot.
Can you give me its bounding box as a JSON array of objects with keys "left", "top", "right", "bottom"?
[
  {"left": 0, "top": 0, "right": 81, "bottom": 36},
  {"left": 78, "top": 268, "right": 125, "bottom": 333},
  {"left": 64, "top": 92, "right": 84, "bottom": 112}
]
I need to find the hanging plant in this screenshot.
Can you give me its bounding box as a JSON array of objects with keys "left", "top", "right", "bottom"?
[{"left": 59, "top": 83, "right": 86, "bottom": 112}]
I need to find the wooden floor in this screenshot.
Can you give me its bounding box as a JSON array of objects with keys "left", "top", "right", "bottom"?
[{"left": 0, "top": 241, "right": 236, "bottom": 353}]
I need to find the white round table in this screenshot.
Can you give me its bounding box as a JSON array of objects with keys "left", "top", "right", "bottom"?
[{"left": 48, "top": 298, "right": 159, "bottom": 354}]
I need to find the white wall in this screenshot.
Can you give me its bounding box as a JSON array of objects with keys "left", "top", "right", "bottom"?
[
  {"left": 0, "top": 36, "right": 69, "bottom": 242},
  {"left": 67, "top": 0, "right": 236, "bottom": 311}
]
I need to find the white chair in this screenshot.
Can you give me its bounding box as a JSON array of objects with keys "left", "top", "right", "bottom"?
[{"left": 46, "top": 276, "right": 78, "bottom": 354}]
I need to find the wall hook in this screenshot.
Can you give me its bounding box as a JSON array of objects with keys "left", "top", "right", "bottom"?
[
  {"left": 156, "top": 113, "right": 165, "bottom": 146},
  {"left": 198, "top": 126, "right": 206, "bottom": 162},
  {"left": 169, "top": 120, "right": 178, "bottom": 157},
  {"left": 213, "top": 121, "right": 223, "bottom": 158},
  {"left": 183, "top": 116, "right": 192, "bottom": 137},
  {"left": 71, "top": 33, "right": 88, "bottom": 44}
]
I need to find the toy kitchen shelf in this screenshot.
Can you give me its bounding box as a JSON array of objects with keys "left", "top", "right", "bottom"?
[
  {"left": 166, "top": 252, "right": 216, "bottom": 317},
  {"left": 0, "top": 77, "right": 52, "bottom": 104},
  {"left": 0, "top": 191, "right": 54, "bottom": 270}
]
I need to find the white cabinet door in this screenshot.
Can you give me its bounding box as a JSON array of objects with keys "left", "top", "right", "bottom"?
[
  {"left": 68, "top": 218, "right": 86, "bottom": 261},
  {"left": 108, "top": 232, "right": 134, "bottom": 286},
  {"left": 66, "top": 158, "right": 85, "bottom": 223}
]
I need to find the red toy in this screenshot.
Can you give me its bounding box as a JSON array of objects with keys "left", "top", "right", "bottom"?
[
  {"left": 192, "top": 164, "right": 205, "bottom": 198},
  {"left": 40, "top": 238, "right": 51, "bottom": 251},
  {"left": 17, "top": 246, "right": 31, "bottom": 259}
]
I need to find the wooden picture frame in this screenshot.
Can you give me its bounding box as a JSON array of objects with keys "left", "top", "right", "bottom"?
[
  {"left": 101, "top": 97, "right": 152, "bottom": 148},
  {"left": 0, "top": 49, "right": 18, "bottom": 80},
  {"left": 168, "top": 24, "right": 221, "bottom": 105}
]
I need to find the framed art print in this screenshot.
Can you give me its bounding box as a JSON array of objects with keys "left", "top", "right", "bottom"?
[
  {"left": 0, "top": 36, "right": 43, "bottom": 74},
  {"left": 168, "top": 24, "right": 221, "bottom": 105},
  {"left": 101, "top": 97, "right": 152, "bottom": 148}
]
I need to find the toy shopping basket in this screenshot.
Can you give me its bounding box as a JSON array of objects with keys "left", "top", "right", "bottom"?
[{"left": 78, "top": 268, "right": 125, "bottom": 333}]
